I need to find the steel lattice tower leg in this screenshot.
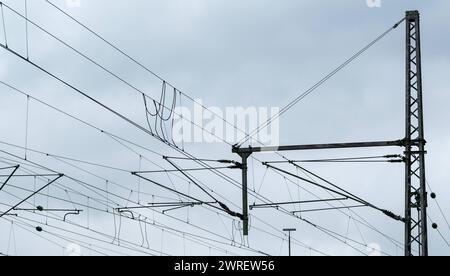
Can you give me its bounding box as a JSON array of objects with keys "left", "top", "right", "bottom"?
[{"left": 404, "top": 10, "right": 428, "bottom": 257}]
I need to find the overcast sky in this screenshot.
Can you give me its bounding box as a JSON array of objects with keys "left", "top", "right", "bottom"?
[{"left": 0, "top": 0, "right": 449, "bottom": 256}]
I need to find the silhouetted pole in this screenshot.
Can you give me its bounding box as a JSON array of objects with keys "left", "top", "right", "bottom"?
[
  {"left": 404, "top": 10, "right": 428, "bottom": 256},
  {"left": 283, "top": 228, "right": 296, "bottom": 256}
]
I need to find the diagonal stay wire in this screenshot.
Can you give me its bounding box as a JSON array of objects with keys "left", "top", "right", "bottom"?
[
  {"left": 289, "top": 163, "right": 405, "bottom": 248},
  {"left": 428, "top": 215, "right": 450, "bottom": 249},
  {"left": 237, "top": 17, "right": 406, "bottom": 146},
  {"left": 267, "top": 164, "right": 405, "bottom": 251},
  {"left": 0, "top": 2, "right": 7, "bottom": 47},
  {"left": 426, "top": 180, "right": 450, "bottom": 233}
]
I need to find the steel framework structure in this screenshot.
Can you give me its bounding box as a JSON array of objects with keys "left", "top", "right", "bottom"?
[
  {"left": 233, "top": 11, "right": 428, "bottom": 256},
  {"left": 404, "top": 10, "right": 427, "bottom": 256}
]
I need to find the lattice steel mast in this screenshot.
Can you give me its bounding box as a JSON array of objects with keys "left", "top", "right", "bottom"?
[
  {"left": 404, "top": 10, "right": 428, "bottom": 257},
  {"left": 233, "top": 10, "right": 429, "bottom": 256}
]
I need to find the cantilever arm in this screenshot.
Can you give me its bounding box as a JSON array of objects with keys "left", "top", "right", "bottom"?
[
  {"left": 0, "top": 165, "right": 19, "bottom": 191},
  {"left": 0, "top": 174, "right": 63, "bottom": 218}
]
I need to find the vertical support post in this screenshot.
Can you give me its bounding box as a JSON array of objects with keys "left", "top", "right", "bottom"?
[
  {"left": 240, "top": 153, "right": 250, "bottom": 236},
  {"left": 404, "top": 10, "right": 428, "bottom": 256},
  {"left": 283, "top": 228, "right": 296, "bottom": 256},
  {"left": 288, "top": 232, "right": 291, "bottom": 256}
]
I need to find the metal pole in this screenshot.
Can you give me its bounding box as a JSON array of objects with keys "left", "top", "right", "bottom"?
[
  {"left": 288, "top": 233, "right": 291, "bottom": 256},
  {"left": 283, "top": 228, "right": 296, "bottom": 256},
  {"left": 404, "top": 10, "right": 428, "bottom": 256},
  {"left": 240, "top": 153, "right": 250, "bottom": 236}
]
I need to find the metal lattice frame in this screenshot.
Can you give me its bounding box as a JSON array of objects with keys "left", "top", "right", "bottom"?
[
  {"left": 404, "top": 10, "right": 428, "bottom": 257},
  {"left": 234, "top": 11, "right": 430, "bottom": 256}
]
